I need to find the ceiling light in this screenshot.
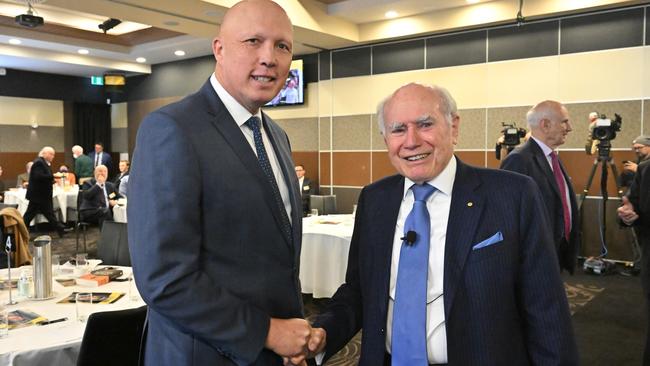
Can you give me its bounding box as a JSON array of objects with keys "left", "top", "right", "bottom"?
[
  {"left": 8, "top": 39, "right": 21, "bottom": 45},
  {"left": 467, "top": 0, "right": 480, "bottom": 3},
  {"left": 174, "top": 50, "right": 186, "bottom": 56},
  {"left": 78, "top": 49, "right": 89, "bottom": 55},
  {"left": 385, "top": 10, "right": 398, "bottom": 19},
  {"left": 136, "top": 57, "right": 146, "bottom": 63}
]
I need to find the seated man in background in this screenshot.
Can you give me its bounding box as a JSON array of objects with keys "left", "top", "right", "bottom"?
[
  {"left": 80, "top": 165, "right": 121, "bottom": 228},
  {"left": 16, "top": 161, "right": 32, "bottom": 188},
  {"left": 113, "top": 160, "right": 130, "bottom": 192},
  {"left": 54, "top": 164, "right": 76, "bottom": 186}
]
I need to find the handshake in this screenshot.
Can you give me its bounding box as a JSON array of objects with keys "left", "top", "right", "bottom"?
[{"left": 266, "top": 318, "right": 327, "bottom": 366}]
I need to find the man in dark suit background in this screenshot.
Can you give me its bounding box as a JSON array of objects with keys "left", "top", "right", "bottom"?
[
  {"left": 128, "top": 1, "right": 319, "bottom": 365},
  {"left": 23, "top": 146, "right": 68, "bottom": 237},
  {"left": 87, "top": 142, "right": 112, "bottom": 172},
  {"left": 300, "top": 83, "right": 577, "bottom": 365},
  {"left": 500, "top": 100, "right": 580, "bottom": 273},
  {"left": 618, "top": 159, "right": 650, "bottom": 363},
  {"left": 295, "top": 164, "right": 315, "bottom": 215},
  {"left": 80, "top": 165, "right": 120, "bottom": 228}
]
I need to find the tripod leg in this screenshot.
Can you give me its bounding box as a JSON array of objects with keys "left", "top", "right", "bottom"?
[{"left": 579, "top": 159, "right": 600, "bottom": 210}]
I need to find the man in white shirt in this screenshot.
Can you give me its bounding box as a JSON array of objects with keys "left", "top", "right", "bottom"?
[{"left": 305, "top": 83, "right": 578, "bottom": 365}]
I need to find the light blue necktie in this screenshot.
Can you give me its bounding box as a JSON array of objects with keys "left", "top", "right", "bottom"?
[
  {"left": 392, "top": 183, "right": 436, "bottom": 365},
  {"left": 245, "top": 116, "right": 292, "bottom": 243}
]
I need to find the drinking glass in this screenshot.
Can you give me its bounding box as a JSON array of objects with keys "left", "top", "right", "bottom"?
[
  {"left": 128, "top": 276, "right": 139, "bottom": 302},
  {"left": 75, "top": 253, "right": 88, "bottom": 273},
  {"left": 51, "top": 254, "right": 61, "bottom": 276},
  {"left": 75, "top": 292, "right": 93, "bottom": 322},
  {"left": 310, "top": 209, "right": 319, "bottom": 217}
]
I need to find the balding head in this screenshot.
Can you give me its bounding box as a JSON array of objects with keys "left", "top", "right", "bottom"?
[
  {"left": 213, "top": 0, "right": 293, "bottom": 113},
  {"left": 527, "top": 100, "right": 572, "bottom": 149},
  {"left": 39, "top": 146, "right": 55, "bottom": 163}
]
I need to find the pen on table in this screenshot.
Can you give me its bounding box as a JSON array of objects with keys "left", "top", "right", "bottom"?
[{"left": 39, "top": 317, "right": 68, "bottom": 325}]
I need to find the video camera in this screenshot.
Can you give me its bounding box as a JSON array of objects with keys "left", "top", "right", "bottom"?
[
  {"left": 591, "top": 113, "right": 622, "bottom": 141},
  {"left": 501, "top": 122, "right": 527, "bottom": 147}
]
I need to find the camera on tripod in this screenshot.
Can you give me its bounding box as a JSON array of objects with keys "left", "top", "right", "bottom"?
[
  {"left": 591, "top": 113, "right": 622, "bottom": 141},
  {"left": 501, "top": 122, "right": 527, "bottom": 147}
]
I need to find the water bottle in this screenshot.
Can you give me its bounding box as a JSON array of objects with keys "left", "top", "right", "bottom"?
[
  {"left": 32, "top": 235, "right": 53, "bottom": 300},
  {"left": 18, "top": 270, "right": 29, "bottom": 298}
]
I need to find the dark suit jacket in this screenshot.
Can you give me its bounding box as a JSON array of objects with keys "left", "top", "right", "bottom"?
[
  {"left": 500, "top": 138, "right": 580, "bottom": 273},
  {"left": 300, "top": 177, "right": 316, "bottom": 213},
  {"left": 88, "top": 151, "right": 112, "bottom": 171},
  {"left": 25, "top": 157, "right": 53, "bottom": 205},
  {"left": 628, "top": 159, "right": 650, "bottom": 240},
  {"left": 128, "top": 80, "right": 304, "bottom": 366},
  {"left": 79, "top": 179, "right": 120, "bottom": 212},
  {"left": 314, "top": 159, "right": 578, "bottom": 365}
]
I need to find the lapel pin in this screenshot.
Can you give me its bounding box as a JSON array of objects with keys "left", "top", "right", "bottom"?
[{"left": 467, "top": 202, "right": 473, "bottom": 207}]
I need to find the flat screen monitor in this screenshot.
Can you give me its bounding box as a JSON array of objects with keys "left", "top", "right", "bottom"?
[{"left": 265, "top": 59, "right": 304, "bottom": 107}]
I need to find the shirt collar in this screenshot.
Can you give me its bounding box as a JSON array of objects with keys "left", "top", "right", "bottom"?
[
  {"left": 531, "top": 135, "right": 554, "bottom": 157},
  {"left": 210, "top": 73, "right": 263, "bottom": 128},
  {"left": 402, "top": 155, "right": 457, "bottom": 199}
]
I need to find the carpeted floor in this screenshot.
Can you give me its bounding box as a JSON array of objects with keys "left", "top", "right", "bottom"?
[{"left": 32, "top": 227, "right": 646, "bottom": 365}]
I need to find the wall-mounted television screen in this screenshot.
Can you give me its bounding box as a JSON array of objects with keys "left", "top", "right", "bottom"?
[{"left": 265, "top": 59, "right": 304, "bottom": 107}]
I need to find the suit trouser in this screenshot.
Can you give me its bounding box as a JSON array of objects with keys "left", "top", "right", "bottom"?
[
  {"left": 638, "top": 229, "right": 650, "bottom": 365},
  {"left": 80, "top": 208, "right": 113, "bottom": 229},
  {"left": 23, "top": 200, "right": 64, "bottom": 231}
]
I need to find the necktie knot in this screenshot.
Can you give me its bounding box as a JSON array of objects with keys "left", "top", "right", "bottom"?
[
  {"left": 411, "top": 183, "right": 435, "bottom": 202},
  {"left": 246, "top": 116, "right": 261, "bottom": 132}
]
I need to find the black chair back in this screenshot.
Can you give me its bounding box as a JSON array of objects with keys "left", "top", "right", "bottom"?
[
  {"left": 97, "top": 221, "right": 131, "bottom": 266},
  {"left": 77, "top": 305, "right": 147, "bottom": 366}
]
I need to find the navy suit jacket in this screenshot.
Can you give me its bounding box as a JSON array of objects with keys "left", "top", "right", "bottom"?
[
  {"left": 79, "top": 179, "right": 120, "bottom": 212},
  {"left": 314, "top": 159, "right": 578, "bottom": 365},
  {"left": 128, "top": 81, "right": 304, "bottom": 365},
  {"left": 500, "top": 138, "right": 580, "bottom": 273},
  {"left": 88, "top": 151, "right": 113, "bottom": 171}
]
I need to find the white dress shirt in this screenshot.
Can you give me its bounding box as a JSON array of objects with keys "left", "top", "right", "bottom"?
[
  {"left": 386, "top": 156, "right": 457, "bottom": 364},
  {"left": 210, "top": 74, "right": 292, "bottom": 223},
  {"left": 531, "top": 136, "right": 572, "bottom": 224}
]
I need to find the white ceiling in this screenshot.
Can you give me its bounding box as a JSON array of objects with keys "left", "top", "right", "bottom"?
[{"left": 0, "top": 0, "right": 643, "bottom": 77}]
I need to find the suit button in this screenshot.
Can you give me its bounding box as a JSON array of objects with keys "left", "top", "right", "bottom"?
[{"left": 380, "top": 328, "right": 385, "bottom": 334}]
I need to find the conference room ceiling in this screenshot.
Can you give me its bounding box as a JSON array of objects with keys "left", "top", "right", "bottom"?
[{"left": 0, "top": 0, "right": 644, "bottom": 77}]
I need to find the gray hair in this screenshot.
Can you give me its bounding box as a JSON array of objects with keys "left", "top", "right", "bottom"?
[
  {"left": 72, "top": 145, "right": 83, "bottom": 154},
  {"left": 526, "top": 100, "right": 564, "bottom": 128},
  {"left": 376, "top": 83, "right": 458, "bottom": 135},
  {"left": 38, "top": 146, "right": 55, "bottom": 157}
]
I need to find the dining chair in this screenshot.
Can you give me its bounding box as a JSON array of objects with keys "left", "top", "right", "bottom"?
[{"left": 97, "top": 221, "right": 131, "bottom": 266}]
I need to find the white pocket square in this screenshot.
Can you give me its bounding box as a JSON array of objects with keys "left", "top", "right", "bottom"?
[{"left": 472, "top": 232, "right": 503, "bottom": 250}]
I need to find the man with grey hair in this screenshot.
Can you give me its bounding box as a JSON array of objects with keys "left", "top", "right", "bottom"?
[
  {"left": 307, "top": 83, "right": 577, "bottom": 365},
  {"left": 24, "top": 146, "right": 68, "bottom": 237},
  {"left": 501, "top": 100, "right": 580, "bottom": 273},
  {"left": 620, "top": 135, "right": 650, "bottom": 188},
  {"left": 16, "top": 161, "right": 32, "bottom": 188},
  {"left": 72, "top": 145, "right": 93, "bottom": 184}
]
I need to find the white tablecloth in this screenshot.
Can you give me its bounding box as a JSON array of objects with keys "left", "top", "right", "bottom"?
[
  {"left": 0, "top": 265, "right": 145, "bottom": 366},
  {"left": 300, "top": 215, "right": 354, "bottom": 298},
  {"left": 4, "top": 186, "right": 79, "bottom": 224}
]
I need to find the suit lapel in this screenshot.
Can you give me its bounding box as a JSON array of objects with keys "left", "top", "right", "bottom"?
[
  {"left": 200, "top": 82, "right": 293, "bottom": 248},
  {"left": 443, "top": 159, "right": 485, "bottom": 318}
]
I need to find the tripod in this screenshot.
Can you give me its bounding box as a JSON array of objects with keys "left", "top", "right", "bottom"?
[{"left": 578, "top": 139, "right": 641, "bottom": 268}]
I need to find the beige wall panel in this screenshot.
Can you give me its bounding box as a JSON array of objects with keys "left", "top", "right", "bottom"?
[
  {"left": 265, "top": 83, "right": 319, "bottom": 120},
  {"left": 111, "top": 128, "right": 128, "bottom": 153},
  {"left": 457, "top": 108, "right": 487, "bottom": 150},
  {"left": 0, "top": 126, "right": 64, "bottom": 152},
  {"left": 319, "top": 117, "right": 331, "bottom": 150},
  {"left": 0, "top": 96, "right": 63, "bottom": 126},
  {"left": 558, "top": 48, "right": 645, "bottom": 102},
  {"left": 318, "top": 80, "right": 333, "bottom": 115},
  {"left": 332, "top": 115, "right": 372, "bottom": 150},
  {"left": 415, "top": 64, "right": 488, "bottom": 109},
  {"left": 487, "top": 106, "right": 531, "bottom": 150},
  {"left": 111, "top": 102, "right": 128, "bottom": 128},
  {"left": 370, "top": 114, "right": 387, "bottom": 151},
  {"left": 645, "top": 48, "right": 650, "bottom": 98},
  {"left": 485, "top": 56, "right": 559, "bottom": 107},
  {"left": 643, "top": 99, "right": 650, "bottom": 135},
  {"left": 564, "top": 100, "right": 642, "bottom": 150},
  {"left": 275, "top": 117, "right": 319, "bottom": 152}
]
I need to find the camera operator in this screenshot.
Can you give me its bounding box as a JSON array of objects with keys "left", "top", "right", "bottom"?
[
  {"left": 495, "top": 124, "right": 530, "bottom": 160},
  {"left": 619, "top": 135, "right": 650, "bottom": 188},
  {"left": 501, "top": 100, "right": 579, "bottom": 273},
  {"left": 585, "top": 112, "right": 599, "bottom": 155},
  {"left": 617, "top": 156, "right": 650, "bottom": 363}
]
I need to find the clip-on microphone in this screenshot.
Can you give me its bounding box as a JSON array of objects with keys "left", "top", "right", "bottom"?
[{"left": 401, "top": 230, "right": 417, "bottom": 246}]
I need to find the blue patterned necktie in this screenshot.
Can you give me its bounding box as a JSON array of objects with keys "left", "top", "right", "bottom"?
[
  {"left": 245, "top": 116, "right": 292, "bottom": 243},
  {"left": 392, "top": 183, "right": 436, "bottom": 365}
]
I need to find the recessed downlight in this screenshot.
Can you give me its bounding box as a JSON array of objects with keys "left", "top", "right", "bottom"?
[
  {"left": 78, "top": 49, "right": 89, "bottom": 55},
  {"left": 136, "top": 57, "right": 147, "bottom": 63},
  {"left": 8, "top": 39, "right": 21, "bottom": 45},
  {"left": 385, "top": 10, "right": 398, "bottom": 18},
  {"left": 174, "top": 50, "right": 186, "bottom": 56}
]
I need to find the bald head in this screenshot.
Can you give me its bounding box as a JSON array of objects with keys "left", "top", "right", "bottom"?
[
  {"left": 213, "top": 0, "right": 293, "bottom": 113},
  {"left": 527, "top": 100, "right": 572, "bottom": 149}
]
